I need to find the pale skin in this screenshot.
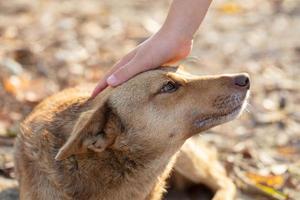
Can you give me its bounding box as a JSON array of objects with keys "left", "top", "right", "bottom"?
[{"left": 91, "top": 0, "right": 212, "bottom": 97}]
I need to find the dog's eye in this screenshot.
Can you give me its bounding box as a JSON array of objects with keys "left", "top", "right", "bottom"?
[{"left": 160, "top": 81, "right": 179, "bottom": 93}]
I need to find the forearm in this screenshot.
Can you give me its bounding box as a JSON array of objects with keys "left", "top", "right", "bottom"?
[{"left": 161, "top": 0, "right": 212, "bottom": 41}]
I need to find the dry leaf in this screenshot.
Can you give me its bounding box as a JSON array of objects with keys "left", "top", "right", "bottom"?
[
  {"left": 277, "top": 146, "right": 298, "bottom": 156},
  {"left": 217, "top": 2, "right": 243, "bottom": 14},
  {"left": 3, "top": 74, "right": 56, "bottom": 102},
  {"left": 245, "top": 172, "right": 285, "bottom": 188},
  {"left": 255, "top": 183, "right": 288, "bottom": 200},
  {"left": 3, "top": 75, "right": 30, "bottom": 96}
]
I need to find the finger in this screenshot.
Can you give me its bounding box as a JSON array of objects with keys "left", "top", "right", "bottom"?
[
  {"left": 90, "top": 79, "right": 108, "bottom": 99},
  {"left": 107, "top": 56, "right": 151, "bottom": 86},
  {"left": 104, "top": 48, "right": 138, "bottom": 79},
  {"left": 90, "top": 49, "right": 138, "bottom": 98}
]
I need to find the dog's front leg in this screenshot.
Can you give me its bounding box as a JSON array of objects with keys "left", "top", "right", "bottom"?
[{"left": 174, "top": 137, "right": 236, "bottom": 200}]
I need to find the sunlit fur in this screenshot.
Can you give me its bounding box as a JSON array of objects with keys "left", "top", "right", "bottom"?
[{"left": 15, "top": 67, "right": 249, "bottom": 200}]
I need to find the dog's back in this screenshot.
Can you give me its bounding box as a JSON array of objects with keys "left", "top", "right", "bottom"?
[{"left": 15, "top": 87, "right": 91, "bottom": 200}]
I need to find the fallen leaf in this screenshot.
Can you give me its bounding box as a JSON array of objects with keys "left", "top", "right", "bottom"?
[
  {"left": 234, "top": 167, "right": 289, "bottom": 200},
  {"left": 246, "top": 172, "right": 285, "bottom": 188},
  {"left": 255, "top": 183, "right": 288, "bottom": 200},
  {"left": 217, "top": 2, "right": 243, "bottom": 14},
  {"left": 271, "top": 165, "right": 288, "bottom": 175},
  {"left": 3, "top": 74, "right": 56, "bottom": 102},
  {"left": 3, "top": 74, "right": 30, "bottom": 96},
  {"left": 277, "top": 146, "right": 298, "bottom": 155}
]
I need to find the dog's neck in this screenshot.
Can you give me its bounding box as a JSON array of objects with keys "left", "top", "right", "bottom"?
[
  {"left": 60, "top": 132, "right": 179, "bottom": 200},
  {"left": 51, "top": 96, "right": 180, "bottom": 199}
]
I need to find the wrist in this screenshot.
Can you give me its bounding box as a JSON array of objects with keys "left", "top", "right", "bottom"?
[
  {"left": 158, "top": 25, "right": 193, "bottom": 46},
  {"left": 153, "top": 26, "right": 193, "bottom": 63}
]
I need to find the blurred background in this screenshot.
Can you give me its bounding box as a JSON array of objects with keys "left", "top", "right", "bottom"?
[{"left": 0, "top": 0, "right": 299, "bottom": 199}]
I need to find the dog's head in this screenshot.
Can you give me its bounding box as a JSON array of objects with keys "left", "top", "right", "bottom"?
[{"left": 55, "top": 67, "right": 250, "bottom": 160}]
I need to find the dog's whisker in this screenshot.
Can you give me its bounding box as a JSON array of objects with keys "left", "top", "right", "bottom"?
[
  {"left": 244, "top": 103, "right": 251, "bottom": 113},
  {"left": 245, "top": 103, "right": 254, "bottom": 113}
]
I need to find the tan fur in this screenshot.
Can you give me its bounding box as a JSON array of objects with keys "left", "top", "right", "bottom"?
[{"left": 14, "top": 67, "right": 249, "bottom": 200}]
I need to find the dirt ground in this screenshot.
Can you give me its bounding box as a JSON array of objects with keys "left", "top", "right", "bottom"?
[{"left": 0, "top": 0, "right": 299, "bottom": 199}]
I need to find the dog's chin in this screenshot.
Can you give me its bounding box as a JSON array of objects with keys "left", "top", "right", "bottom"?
[{"left": 193, "top": 100, "right": 247, "bottom": 132}]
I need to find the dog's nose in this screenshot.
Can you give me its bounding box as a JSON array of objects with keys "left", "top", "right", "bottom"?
[{"left": 234, "top": 74, "right": 250, "bottom": 89}]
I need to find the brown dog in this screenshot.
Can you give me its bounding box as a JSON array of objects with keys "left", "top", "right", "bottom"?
[{"left": 14, "top": 67, "right": 249, "bottom": 200}]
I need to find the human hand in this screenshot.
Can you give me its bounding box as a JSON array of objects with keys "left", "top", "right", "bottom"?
[
  {"left": 91, "top": 29, "right": 193, "bottom": 98},
  {"left": 91, "top": 0, "right": 212, "bottom": 98}
]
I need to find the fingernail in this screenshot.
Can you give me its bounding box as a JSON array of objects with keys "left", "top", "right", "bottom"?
[
  {"left": 107, "top": 74, "right": 118, "bottom": 85},
  {"left": 90, "top": 89, "right": 98, "bottom": 99}
]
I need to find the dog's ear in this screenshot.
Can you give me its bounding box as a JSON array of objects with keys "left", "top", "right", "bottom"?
[{"left": 55, "top": 95, "right": 122, "bottom": 161}]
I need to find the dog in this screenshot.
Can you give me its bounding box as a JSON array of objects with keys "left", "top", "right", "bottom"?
[{"left": 14, "top": 66, "right": 250, "bottom": 200}]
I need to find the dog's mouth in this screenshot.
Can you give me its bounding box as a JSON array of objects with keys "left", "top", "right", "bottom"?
[{"left": 193, "top": 96, "right": 248, "bottom": 131}]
